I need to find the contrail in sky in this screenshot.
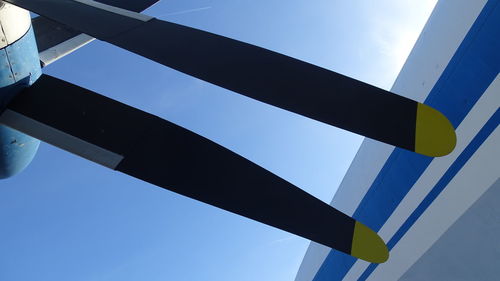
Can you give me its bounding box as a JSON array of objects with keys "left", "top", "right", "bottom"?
[{"left": 159, "top": 6, "right": 212, "bottom": 17}]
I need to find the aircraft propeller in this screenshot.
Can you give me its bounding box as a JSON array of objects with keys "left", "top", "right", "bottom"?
[{"left": 1, "top": 0, "right": 458, "bottom": 263}]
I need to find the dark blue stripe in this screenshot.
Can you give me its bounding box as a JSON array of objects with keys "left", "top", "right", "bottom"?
[
  {"left": 358, "top": 109, "right": 499, "bottom": 281},
  {"left": 313, "top": 0, "right": 500, "bottom": 280}
]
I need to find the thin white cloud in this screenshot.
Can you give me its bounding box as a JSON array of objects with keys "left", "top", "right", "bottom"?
[
  {"left": 269, "top": 235, "right": 297, "bottom": 245},
  {"left": 158, "top": 6, "right": 212, "bottom": 17}
]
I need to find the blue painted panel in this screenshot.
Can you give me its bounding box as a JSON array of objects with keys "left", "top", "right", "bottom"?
[
  {"left": 0, "top": 48, "right": 16, "bottom": 87},
  {"left": 359, "top": 110, "right": 500, "bottom": 281},
  {"left": 6, "top": 26, "right": 42, "bottom": 85},
  {"left": 313, "top": 0, "right": 500, "bottom": 280},
  {"left": 0, "top": 26, "right": 42, "bottom": 179},
  {"left": 0, "top": 125, "right": 40, "bottom": 179},
  {"left": 0, "top": 26, "right": 41, "bottom": 109}
]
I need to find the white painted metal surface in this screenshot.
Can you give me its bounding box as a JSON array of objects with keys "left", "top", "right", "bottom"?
[
  {"left": 368, "top": 112, "right": 499, "bottom": 281},
  {"left": 295, "top": 0, "right": 491, "bottom": 280},
  {"left": 345, "top": 74, "right": 500, "bottom": 281},
  {"left": 39, "top": 33, "right": 95, "bottom": 67},
  {"left": 74, "top": 0, "right": 152, "bottom": 21},
  {"left": 0, "top": 2, "right": 30, "bottom": 48},
  {"left": 294, "top": 242, "right": 332, "bottom": 281},
  {"left": 400, "top": 179, "right": 500, "bottom": 281},
  {"left": 0, "top": 109, "right": 124, "bottom": 169}
]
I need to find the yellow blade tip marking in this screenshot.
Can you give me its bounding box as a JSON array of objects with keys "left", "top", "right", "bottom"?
[
  {"left": 351, "top": 221, "right": 389, "bottom": 263},
  {"left": 415, "top": 103, "right": 456, "bottom": 157}
]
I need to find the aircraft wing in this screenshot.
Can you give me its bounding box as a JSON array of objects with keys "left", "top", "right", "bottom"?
[{"left": 33, "top": 0, "right": 159, "bottom": 66}]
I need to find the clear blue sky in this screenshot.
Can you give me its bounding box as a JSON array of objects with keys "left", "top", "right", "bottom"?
[{"left": 0, "top": 1, "right": 436, "bottom": 280}]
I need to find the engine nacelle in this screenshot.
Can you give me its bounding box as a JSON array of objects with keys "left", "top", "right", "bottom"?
[{"left": 0, "top": 2, "right": 42, "bottom": 179}]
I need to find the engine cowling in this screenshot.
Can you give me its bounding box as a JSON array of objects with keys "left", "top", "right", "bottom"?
[{"left": 0, "top": 2, "right": 42, "bottom": 179}]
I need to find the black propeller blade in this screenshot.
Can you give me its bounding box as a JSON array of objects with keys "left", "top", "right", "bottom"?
[
  {"left": 5, "top": 0, "right": 456, "bottom": 157},
  {"left": 0, "top": 75, "right": 389, "bottom": 263}
]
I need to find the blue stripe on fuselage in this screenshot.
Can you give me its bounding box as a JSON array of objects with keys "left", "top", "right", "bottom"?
[
  {"left": 0, "top": 25, "right": 42, "bottom": 179},
  {"left": 312, "top": 0, "right": 500, "bottom": 279}
]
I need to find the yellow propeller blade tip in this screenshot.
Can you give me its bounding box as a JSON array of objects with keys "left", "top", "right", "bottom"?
[
  {"left": 415, "top": 103, "right": 456, "bottom": 157},
  {"left": 351, "top": 221, "right": 389, "bottom": 263}
]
